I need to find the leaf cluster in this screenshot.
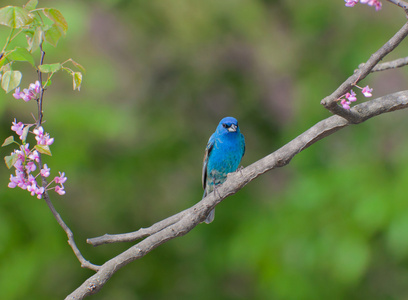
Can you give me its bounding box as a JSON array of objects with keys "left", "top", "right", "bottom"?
[{"left": 0, "top": 0, "right": 84, "bottom": 93}]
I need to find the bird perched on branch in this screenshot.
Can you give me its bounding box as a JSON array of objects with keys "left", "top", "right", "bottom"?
[{"left": 202, "top": 117, "right": 245, "bottom": 224}]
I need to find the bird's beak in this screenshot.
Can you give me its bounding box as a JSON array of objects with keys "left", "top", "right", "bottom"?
[{"left": 228, "top": 124, "right": 237, "bottom": 132}]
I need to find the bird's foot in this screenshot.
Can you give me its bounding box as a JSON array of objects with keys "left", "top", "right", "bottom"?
[{"left": 237, "top": 165, "right": 245, "bottom": 177}]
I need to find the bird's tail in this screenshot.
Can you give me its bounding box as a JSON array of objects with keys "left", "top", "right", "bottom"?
[
  {"left": 204, "top": 208, "right": 215, "bottom": 224},
  {"left": 202, "top": 188, "right": 215, "bottom": 224}
]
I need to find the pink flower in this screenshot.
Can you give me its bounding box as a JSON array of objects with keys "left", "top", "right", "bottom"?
[
  {"left": 366, "top": 0, "right": 382, "bottom": 10},
  {"left": 25, "top": 161, "right": 37, "bottom": 173},
  {"left": 35, "top": 186, "right": 45, "bottom": 199},
  {"left": 33, "top": 126, "right": 54, "bottom": 146},
  {"left": 361, "top": 85, "right": 373, "bottom": 97},
  {"left": 345, "top": 90, "right": 357, "bottom": 102},
  {"left": 44, "top": 137, "right": 54, "bottom": 146},
  {"left": 12, "top": 87, "right": 24, "bottom": 99},
  {"left": 8, "top": 174, "right": 19, "bottom": 188},
  {"left": 30, "top": 81, "right": 41, "bottom": 94},
  {"left": 23, "top": 88, "right": 36, "bottom": 101},
  {"left": 55, "top": 185, "right": 65, "bottom": 195},
  {"left": 11, "top": 119, "right": 24, "bottom": 136},
  {"left": 345, "top": 0, "right": 358, "bottom": 7},
  {"left": 27, "top": 174, "right": 36, "bottom": 185},
  {"left": 26, "top": 182, "right": 37, "bottom": 194},
  {"left": 54, "top": 172, "right": 67, "bottom": 185},
  {"left": 28, "top": 150, "right": 40, "bottom": 162},
  {"left": 27, "top": 183, "right": 44, "bottom": 199},
  {"left": 33, "top": 126, "right": 43, "bottom": 136},
  {"left": 341, "top": 99, "right": 351, "bottom": 110},
  {"left": 40, "top": 164, "right": 51, "bottom": 177},
  {"left": 345, "top": 0, "right": 382, "bottom": 10},
  {"left": 13, "top": 158, "right": 24, "bottom": 172}
]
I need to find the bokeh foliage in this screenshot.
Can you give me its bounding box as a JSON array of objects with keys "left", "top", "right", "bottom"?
[{"left": 1, "top": 0, "right": 408, "bottom": 299}]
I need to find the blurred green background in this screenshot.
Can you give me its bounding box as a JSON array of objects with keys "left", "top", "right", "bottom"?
[{"left": 1, "top": 0, "right": 408, "bottom": 299}]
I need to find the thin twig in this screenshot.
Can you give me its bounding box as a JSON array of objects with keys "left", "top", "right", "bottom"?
[
  {"left": 36, "top": 43, "right": 45, "bottom": 127},
  {"left": 66, "top": 90, "right": 408, "bottom": 300},
  {"left": 42, "top": 186, "right": 100, "bottom": 271},
  {"left": 87, "top": 209, "right": 187, "bottom": 246},
  {"left": 360, "top": 56, "right": 408, "bottom": 72}
]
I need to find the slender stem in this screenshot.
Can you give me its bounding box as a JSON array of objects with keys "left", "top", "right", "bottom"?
[
  {"left": 36, "top": 43, "right": 45, "bottom": 127},
  {"left": 41, "top": 182, "right": 100, "bottom": 271},
  {"left": 35, "top": 44, "right": 99, "bottom": 271}
]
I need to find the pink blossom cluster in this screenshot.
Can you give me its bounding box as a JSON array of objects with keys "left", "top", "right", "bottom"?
[
  {"left": 33, "top": 126, "right": 54, "bottom": 146},
  {"left": 344, "top": 0, "right": 382, "bottom": 10},
  {"left": 6, "top": 119, "right": 67, "bottom": 199},
  {"left": 13, "top": 80, "right": 41, "bottom": 102},
  {"left": 339, "top": 85, "right": 373, "bottom": 109}
]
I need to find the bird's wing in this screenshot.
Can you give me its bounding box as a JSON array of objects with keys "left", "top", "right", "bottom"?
[
  {"left": 202, "top": 134, "right": 215, "bottom": 189},
  {"left": 241, "top": 133, "right": 245, "bottom": 157}
]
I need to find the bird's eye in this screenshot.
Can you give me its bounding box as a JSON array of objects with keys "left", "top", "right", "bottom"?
[{"left": 222, "top": 123, "right": 227, "bottom": 128}]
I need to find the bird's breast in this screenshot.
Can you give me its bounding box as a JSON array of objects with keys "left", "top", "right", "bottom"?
[{"left": 207, "top": 136, "right": 243, "bottom": 177}]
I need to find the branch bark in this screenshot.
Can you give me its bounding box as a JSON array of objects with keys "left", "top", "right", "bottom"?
[
  {"left": 87, "top": 209, "right": 186, "bottom": 246},
  {"left": 66, "top": 90, "right": 408, "bottom": 300},
  {"left": 386, "top": 0, "right": 408, "bottom": 10},
  {"left": 362, "top": 56, "right": 408, "bottom": 72}
]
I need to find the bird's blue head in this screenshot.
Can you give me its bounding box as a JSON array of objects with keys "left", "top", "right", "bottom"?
[{"left": 216, "top": 117, "right": 240, "bottom": 134}]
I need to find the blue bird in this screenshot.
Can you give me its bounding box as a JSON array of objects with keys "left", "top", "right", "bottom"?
[{"left": 202, "top": 117, "right": 245, "bottom": 224}]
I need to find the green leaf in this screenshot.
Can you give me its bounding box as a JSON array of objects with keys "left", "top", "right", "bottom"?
[
  {"left": 35, "top": 144, "right": 52, "bottom": 156},
  {"left": 26, "top": 26, "right": 43, "bottom": 52},
  {"left": 73, "top": 72, "right": 82, "bottom": 91},
  {"left": 44, "top": 23, "right": 63, "bottom": 47},
  {"left": 0, "top": 62, "right": 11, "bottom": 74},
  {"left": 24, "top": 0, "right": 38, "bottom": 11},
  {"left": 20, "top": 125, "right": 31, "bottom": 143},
  {"left": 1, "top": 70, "right": 22, "bottom": 93},
  {"left": 0, "top": 6, "right": 33, "bottom": 28},
  {"left": 1, "top": 62, "right": 10, "bottom": 70},
  {"left": 4, "top": 153, "right": 18, "bottom": 169},
  {"left": 1, "top": 136, "right": 14, "bottom": 147},
  {"left": 43, "top": 8, "right": 68, "bottom": 34},
  {"left": 38, "top": 63, "right": 61, "bottom": 73},
  {"left": 6, "top": 47, "right": 35, "bottom": 66}
]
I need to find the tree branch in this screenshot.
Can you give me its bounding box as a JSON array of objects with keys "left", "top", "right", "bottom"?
[
  {"left": 66, "top": 90, "right": 408, "bottom": 299},
  {"left": 361, "top": 56, "right": 408, "bottom": 72},
  {"left": 320, "top": 22, "right": 408, "bottom": 121},
  {"left": 42, "top": 189, "right": 100, "bottom": 271}
]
